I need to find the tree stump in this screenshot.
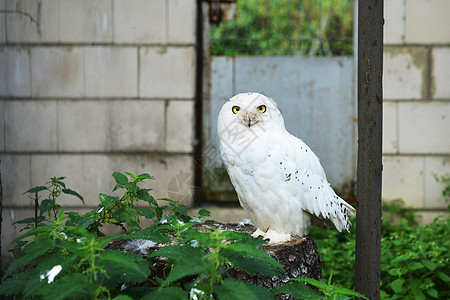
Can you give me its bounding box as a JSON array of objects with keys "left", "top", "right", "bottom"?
[{"left": 106, "top": 222, "right": 322, "bottom": 297}]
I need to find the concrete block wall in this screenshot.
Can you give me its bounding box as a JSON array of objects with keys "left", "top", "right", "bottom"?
[
  {"left": 0, "top": 0, "right": 197, "bottom": 260},
  {"left": 383, "top": 0, "right": 450, "bottom": 221}
]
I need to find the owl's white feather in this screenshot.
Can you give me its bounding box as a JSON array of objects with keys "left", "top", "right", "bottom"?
[{"left": 217, "top": 92, "right": 355, "bottom": 244}]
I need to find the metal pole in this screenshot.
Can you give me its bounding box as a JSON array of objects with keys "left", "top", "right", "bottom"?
[
  {"left": 355, "top": 0, "right": 383, "bottom": 299},
  {"left": 0, "top": 160, "right": 3, "bottom": 274}
]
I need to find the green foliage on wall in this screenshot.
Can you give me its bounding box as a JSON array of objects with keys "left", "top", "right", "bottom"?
[{"left": 210, "top": 0, "right": 353, "bottom": 56}]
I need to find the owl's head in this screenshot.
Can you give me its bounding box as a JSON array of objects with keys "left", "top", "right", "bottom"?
[{"left": 217, "top": 92, "right": 285, "bottom": 135}]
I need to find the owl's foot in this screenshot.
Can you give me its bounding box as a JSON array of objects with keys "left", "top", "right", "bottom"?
[{"left": 252, "top": 228, "right": 292, "bottom": 244}]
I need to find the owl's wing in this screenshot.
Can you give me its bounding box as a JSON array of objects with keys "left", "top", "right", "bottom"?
[{"left": 282, "top": 133, "right": 355, "bottom": 232}]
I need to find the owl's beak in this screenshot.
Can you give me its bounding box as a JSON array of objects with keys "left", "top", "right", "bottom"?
[{"left": 243, "top": 112, "right": 259, "bottom": 127}]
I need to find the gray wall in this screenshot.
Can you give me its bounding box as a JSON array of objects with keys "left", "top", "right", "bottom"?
[
  {"left": 0, "top": 0, "right": 197, "bottom": 261},
  {"left": 382, "top": 0, "right": 450, "bottom": 223},
  {"left": 203, "top": 56, "right": 355, "bottom": 201}
]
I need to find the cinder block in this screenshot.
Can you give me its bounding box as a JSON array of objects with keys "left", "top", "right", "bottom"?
[
  {"left": 416, "top": 211, "right": 449, "bottom": 226},
  {"left": 382, "top": 155, "right": 424, "bottom": 208},
  {"left": 84, "top": 47, "right": 138, "bottom": 97},
  {"left": 81, "top": 154, "right": 146, "bottom": 206},
  {"left": 136, "top": 154, "right": 194, "bottom": 207},
  {"left": 82, "top": 155, "right": 117, "bottom": 206},
  {"left": 58, "top": 101, "right": 111, "bottom": 152},
  {"left": 113, "top": 0, "right": 166, "bottom": 43},
  {"left": 59, "top": 0, "right": 112, "bottom": 43},
  {"left": 405, "top": 0, "right": 450, "bottom": 44},
  {"left": 384, "top": 0, "right": 404, "bottom": 44},
  {"left": 82, "top": 154, "right": 194, "bottom": 207},
  {"left": 31, "top": 47, "right": 84, "bottom": 97},
  {"left": 6, "top": 0, "right": 59, "bottom": 43},
  {"left": 5, "top": 100, "right": 57, "bottom": 151},
  {"left": 168, "top": 0, "right": 196, "bottom": 44},
  {"left": 424, "top": 156, "right": 450, "bottom": 209},
  {"left": 398, "top": 102, "right": 450, "bottom": 154},
  {"left": 0, "top": 0, "right": 5, "bottom": 43},
  {"left": 383, "top": 47, "right": 427, "bottom": 100},
  {"left": 0, "top": 154, "right": 31, "bottom": 206},
  {"left": 140, "top": 47, "right": 195, "bottom": 98},
  {"left": 110, "top": 100, "right": 165, "bottom": 151},
  {"left": 383, "top": 101, "right": 398, "bottom": 154},
  {"left": 431, "top": 47, "right": 450, "bottom": 99},
  {"left": 30, "top": 154, "right": 86, "bottom": 207},
  {"left": 0, "top": 47, "right": 31, "bottom": 97},
  {"left": 166, "top": 100, "right": 194, "bottom": 152}
]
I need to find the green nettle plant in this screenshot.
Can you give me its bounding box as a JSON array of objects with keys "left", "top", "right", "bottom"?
[
  {"left": 433, "top": 173, "right": 450, "bottom": 205},
  {"left": 309, "top": 199, "right": 450, "bottom": 300},
  {"left": 0, "top": 172, "right": 366, "bottom": 300}
]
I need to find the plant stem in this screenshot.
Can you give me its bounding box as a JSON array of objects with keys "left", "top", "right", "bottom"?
[{"left": 34, "top": 191, "right": 39, "bottom": 228}]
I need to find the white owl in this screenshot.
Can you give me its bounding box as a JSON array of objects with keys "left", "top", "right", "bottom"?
[{"left": 217, "top": 92, "right": 355, "bottom": 244}]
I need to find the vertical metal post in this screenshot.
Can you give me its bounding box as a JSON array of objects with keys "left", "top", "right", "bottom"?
[
  {"left": 194, "top": 0, "right": 205, "bottom": 205},
  {"left": 0, "top": 160, "right": 3, "bottom": 274},
  {"left": 355, "top": 0, "right": 383, "bottom": 299}
]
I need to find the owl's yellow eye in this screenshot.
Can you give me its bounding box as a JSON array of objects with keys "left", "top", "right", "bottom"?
[
  {"left": 232, "top": 106, "right": 241, "bottom": 114},
  {"left": 257, "top": 105, "right": 266, "bottom": 113}
]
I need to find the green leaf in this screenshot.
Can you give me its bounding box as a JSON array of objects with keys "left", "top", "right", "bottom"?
[
  {"left": 138, "top": 207, "right": 155, "bottom": 219},
  {"left": 112, "top": 172, "right": 129, "bottom": 187},
  {"left": 215, "top": 278, "right": 272, "bottom": 300},
  {"left": 223, "top": 243, "right": 282, "bottom": 274},
  {"left": 0, "top": 268, "right": 40, "bottom": 296},
  {"left": 388, "top": 268, "right": 400, "bottom": 276},
  {"left": 124, "top": 228, "right": 170, "bottom": 244},
  {"left": 136, "top": 173, "right": 154, "bottom": 181},
  {"left": 62, "top": 188, "right": 84, "bottom": 203},
  {"left": 426, "top": 288, "right": 439, "bottom": 298},
  {"left": 23, "top": 186, "right": 47, "bottom": 194},
  {"left": 164, "top": 258, "right": 209, "bottom": 285},
  {"left": 99, "top": 250, "right": 151, "bottom": 285},
  {"left": 271, "top": 282, "right": 319, "bottom": 299},
  {"left": 66, "top": 212, "right": 97, "bottom": 229},
  {"left": 391, "top": 278, "right": 405, "bottom": 293},
  {"left": 198, "top": 208, "right": 211, "bottom": 217},
  {"left": 150, "top": 245, "right": 209, "bottom": 285},
  {"left": 12, "top": 226, "right": 54, "bottom": 244},
  {"left": 13, "top": 216, "right": 46, "bottom": 225},
  {"left": 125, "top": 172, "right": 137, "bottom": 180},
  {"left": 42, "top": 273, "right": 93, "bottom": 300},
  {"left": 438, "top": 271, "right": 450, "bottom": 283},
  {"left": 422, "top": 260, "right": 437, "bottom": 271},
  {"left": 141, "top": 287, "right": 186, "bottom": 300},
  {"left": 408, "top": 262, "right": 424, "bottom": 271},
  {"left": 40, "top": 199, "right": 55, "bottom": 215},
  {"left": 221, "top": 231, "right": 264, "bottom": 245},
  {"left": 99, "top": 193, "right": 119, "bottom": 209},
  {"left": 222, "top": 250, "right": 280, "bottom": 276},
  {"left": 50, "top": 177, "right": 67, "bottom": 188},
  {"left": 291, "top": 278, "right": 325, "bottom": 291},
  {"left": 112, "top": 296, "right": 134, "bottom": 300},
  {"left": 332, "top": 287, "right": 369, "bottom": 299},
  {"left": 115, "top": 207, "right": 140, "bottom": 228},
  {"left": 136, "top": 189, "right": 157, "bottom": 205},
  {"left": 5, "top": 238, "right": 56, "bottom": 277}
]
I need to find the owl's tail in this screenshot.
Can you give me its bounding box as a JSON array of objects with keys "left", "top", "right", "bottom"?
[{"left": 330, "top": 199, "right": 355, "bottom": 232}]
